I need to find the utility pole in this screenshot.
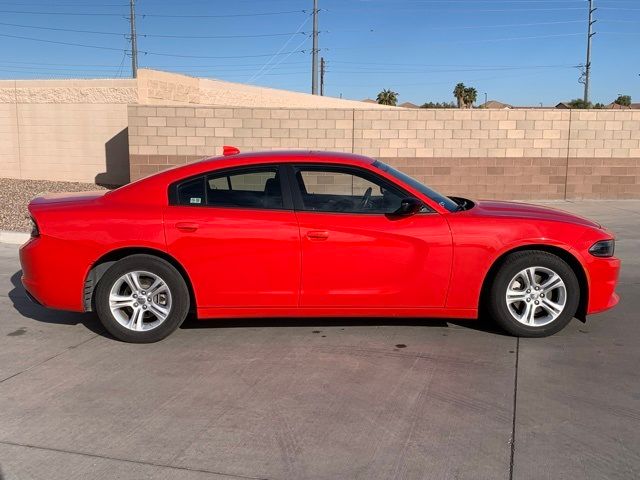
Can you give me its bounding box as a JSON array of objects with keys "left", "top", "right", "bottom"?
[
  {"left": 129, "top": 0, "right": 138, "bottom": 78},
  {"left": 311, "top": 0, "right": 319, "bottom": 94},
  {"left": 320, "top": 57, "right": 325, "bottom": 96},
  {"left": 583, "top": 0, "right": 596, "bottom": 103}
]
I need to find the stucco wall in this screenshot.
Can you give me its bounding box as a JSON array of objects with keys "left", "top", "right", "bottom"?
[
  {"left": 136, "top": 69, "right": 391, "bottom": 109},
  {"left": 128, "top": 105, "right": 640, "bottom": 200},
  {"left": 0, "top": 79, "right": 136, "bottom": 184}
]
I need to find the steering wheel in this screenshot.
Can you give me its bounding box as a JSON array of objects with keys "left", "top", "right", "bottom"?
[{"left": 359, "top": 187, "right": 372, "bottom": 210}]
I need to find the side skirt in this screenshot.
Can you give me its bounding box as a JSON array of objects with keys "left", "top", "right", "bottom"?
[{"left": 196, "top": 306, "right": 477, "bottom": 320}]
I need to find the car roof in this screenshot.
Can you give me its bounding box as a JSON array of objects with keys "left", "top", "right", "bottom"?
[{"left": 200, "top": 150, "right": 375, "bottom": 166}]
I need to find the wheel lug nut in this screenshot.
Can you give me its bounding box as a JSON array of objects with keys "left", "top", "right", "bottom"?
[
  {"left": 526, "top": 298, "right": 531, "bottom": 302},
  {"left": 142, "top": 305, "right": 147, "bottom": 310},
  {"left": 133, "top": 302, "right": 138, "bottom": 307},
  {"left": 540, "top": 293, "right": 545, "bottom": 298},
  {"left": 133, "top": 294, "right": 137, "bottom": 299},
  {"left": 534, "top": 300, "right": 539, "bottom": 305},
  {"left": 526, "top": 289, "right": 531, "bottom": 293},
  {"left": 535, "top": 287, "right": 540, "bottom": 291},
  {"left": 141, "top": 291, "right": 146, "bottom": 295}
]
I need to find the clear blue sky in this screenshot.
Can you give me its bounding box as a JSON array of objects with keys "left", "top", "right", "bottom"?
[{"left": 0, "top": 0, "right": 638, "bottom": 106}]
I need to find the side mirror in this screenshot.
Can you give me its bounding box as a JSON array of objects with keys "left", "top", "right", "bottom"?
[{"left": 394, "top": 198, "right": 423, "bottom": 216}]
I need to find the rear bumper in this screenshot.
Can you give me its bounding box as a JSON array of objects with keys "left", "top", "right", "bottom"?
[
  {"left": 586, "top": 256, "right": 621, "bottom": 315},
  {"left": 19, "top": 236, "right": 85, "bottom": 312}
]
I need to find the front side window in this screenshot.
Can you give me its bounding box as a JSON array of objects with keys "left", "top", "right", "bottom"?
[
  {"left": 173, "top": 167, "right": 283, "bottom": 209},
  {"left": 294, "top": 166, "right": 405, "bottom": 214}
]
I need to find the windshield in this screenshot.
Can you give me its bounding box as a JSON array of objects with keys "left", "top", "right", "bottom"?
[{"left": 373, "top": 160, "right": 460, "bottom": 212}]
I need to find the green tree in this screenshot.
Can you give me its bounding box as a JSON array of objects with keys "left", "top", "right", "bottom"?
[
  {"left": 568, "top": 98, "right": 592, "bottom": 109},
  {"left": 614, "top": 95, "right": 631, "bottom": 107},
  {"left": 421, "top": 101, "right": 455, "bottom": 108},
  {"left": 376, "top": 89, "right": 398, "bottom": 106},
  {"left": 463, "top": 87, "right": 478, "bottom": 108},
  {"left": 453, "top": 82, "right": 466, "bottom": 108}
]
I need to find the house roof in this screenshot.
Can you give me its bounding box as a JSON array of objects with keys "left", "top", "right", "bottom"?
[
  {"left": 555, "top": 102, "right": 572, "bottom": 109},
  {"left": 479, "top": 100, "right": 512, "bottom": 109},
  {"left": 361, "top": 98, "right": 378, "bottom": 104},
  {"left": 399, "top": 101, "right": 419, "bottom": 108}
]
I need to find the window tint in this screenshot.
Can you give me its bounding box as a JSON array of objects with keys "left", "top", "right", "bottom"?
[
  {"left": 295, "top": 167, "right": 405, "bottom": 214},
  {"left": 174, "top": 167, "right": 284, "bottom": 209},
  {"left": 177, "top": 177, "right": 205, "bottom": 206},
  {"left": 207, "top": 168, "right": 283, "bottom": 209}
]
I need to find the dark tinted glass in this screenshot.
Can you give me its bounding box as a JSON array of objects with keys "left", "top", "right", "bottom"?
[
  {"left": 206, "top": 168, "right": 283, "bottom": 209},
  {"left": 177, "top": 177, "right": 205, "bottom": 206}
]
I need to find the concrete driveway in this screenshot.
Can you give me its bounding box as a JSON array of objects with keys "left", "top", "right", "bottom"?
[{"left": 0, "top": 201, "right": 638, "bottom": 480}]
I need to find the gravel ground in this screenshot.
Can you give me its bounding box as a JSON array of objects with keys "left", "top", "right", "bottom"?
[{"left": 0, "top": 178, "right": 110, "bottom": 232}]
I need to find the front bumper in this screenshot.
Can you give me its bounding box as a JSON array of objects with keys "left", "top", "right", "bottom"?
[{"left": 586, "top": 256, "right": 621, "bottom": 314}]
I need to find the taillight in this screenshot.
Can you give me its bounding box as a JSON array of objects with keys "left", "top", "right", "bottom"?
[{"left": 29, "top": 216, "right": 40, "bottom": 237}]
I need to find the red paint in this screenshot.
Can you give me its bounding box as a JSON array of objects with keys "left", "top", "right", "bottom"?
[{"left": 19, "top": 151, "right": 620, "bottom": 322}]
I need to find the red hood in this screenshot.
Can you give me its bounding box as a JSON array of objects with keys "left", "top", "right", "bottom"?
[
  {"left": 470, "top": 200, "right": 601, "bottom": 228},
  {"left": 30, "top": 190, "right": 107, "bottom": 206}
]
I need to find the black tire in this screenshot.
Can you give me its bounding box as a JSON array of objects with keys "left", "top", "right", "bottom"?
[
  {"left": 95, "top": 254, "right": 190, "bottom": 343},
  {"left": 487, "top": 250, "right": 580, "bottom": 337}
]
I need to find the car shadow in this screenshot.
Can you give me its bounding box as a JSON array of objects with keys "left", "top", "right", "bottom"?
[
  {"left": 9, "top": 270, "right": 508, "bottom": 338},
  {"left": 8, "top": 271, "right": 107, "bottom": 336}
]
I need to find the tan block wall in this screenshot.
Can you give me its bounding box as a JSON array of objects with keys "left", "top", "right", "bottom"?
[
  {"left": 0, "top": 79, "right": 136, "bottom": 184},
  {"left": 128, "top": 105, "right": 640, "bottom": 200}
]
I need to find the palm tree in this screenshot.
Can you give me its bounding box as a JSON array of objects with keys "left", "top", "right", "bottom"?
[
  {"left": 463, "top": 87, "right": 478, "bottom": 108},
  {"left": 377, "top": 89, "right": 398, "bottom": 106},
  {"left": 453, "top": 83, "right": 466, "bottom": 108}
]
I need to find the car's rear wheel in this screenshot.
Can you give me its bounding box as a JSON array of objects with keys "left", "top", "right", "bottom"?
[
  {"left": 487, "top": 251, "right": 580, "bottom": 337},
  {"left": 95, "top": 254, "right": 189, "bottom": 343}
]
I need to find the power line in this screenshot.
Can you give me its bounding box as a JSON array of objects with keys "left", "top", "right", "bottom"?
[
  {"left": 138, "top": 10, "right": 306, "bottom": 18},
  {"left": 0, "top": 32, "right": 314, "bottom": 59},
  {"left": 0, "top": 8, "right": 305, "bottom": 17},
  {"left": 249, "top": 14, "right": 311, "bottom": 82},
  {"left": 0, "top": 21, "right": 311, "bottom": 39},
  {"left": 0, "top": 21, "right": 125, "bottom": 36}
]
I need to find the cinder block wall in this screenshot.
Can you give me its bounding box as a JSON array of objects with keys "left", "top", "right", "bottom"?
[
  {"left": 128, "top": 105, "right": 640, "bottom": 200},
  {"left": 0, "top": 79, "right": 137, "bottom": 185}
]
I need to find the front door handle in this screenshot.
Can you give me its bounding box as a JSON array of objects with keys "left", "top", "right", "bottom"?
[
  {"left": 175, "top": 222, "right": 199, "bottom": 233},
  {"left": 306, "top": 230, "right": 329, "bottom": 240}
]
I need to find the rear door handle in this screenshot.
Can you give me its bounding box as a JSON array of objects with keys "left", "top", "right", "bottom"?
[
  {"left": 306, "top": 230, "right": 329, "bottom": 240},
  {"left": 175, "top": 222, "right": 199, "bottom": 232}
]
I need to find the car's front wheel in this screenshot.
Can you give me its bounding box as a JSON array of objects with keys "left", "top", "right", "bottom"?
[
  {"left": 487, "top": 251, "right": 580, "bottom": 337},
  {"left": 95, "top": 254, "right": 190, "bottom": 343}
]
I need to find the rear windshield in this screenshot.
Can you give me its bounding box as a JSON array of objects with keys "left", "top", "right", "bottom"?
[{"left": 373, "top": 161, "right": 459, "bottom": 212}]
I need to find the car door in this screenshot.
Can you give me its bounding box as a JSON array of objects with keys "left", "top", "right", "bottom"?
[
  {"left": 164, "top": 165, "right": 301, "bottom": 308},
  {"left": 288, "top": 164, "right": 453, "bottom": 308}
]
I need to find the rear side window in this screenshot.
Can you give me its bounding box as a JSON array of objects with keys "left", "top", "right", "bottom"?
[
  {"left": 172, "top": 167, "right": 283, "bottom": 209},
  {"left": 177, "top": 177, "right": 205, "bottom": 205}
]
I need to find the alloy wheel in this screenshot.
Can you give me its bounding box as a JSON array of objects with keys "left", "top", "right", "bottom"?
[
  {"left": 505, "top": 266, "right": 567, "bottom": 327},
  {"left": 108, "top": 270, "right": 172, "bottom": 331}
]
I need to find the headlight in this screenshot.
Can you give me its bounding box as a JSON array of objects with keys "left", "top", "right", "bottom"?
[
  {"left": 589, "top": 239, "right": 614, "bottom": 257},
  {"left": 29, "top": 217, "right": 40, "bottom": 237}
]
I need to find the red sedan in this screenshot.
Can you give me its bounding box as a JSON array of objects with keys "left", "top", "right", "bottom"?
[{"left": 19, "top": 149, "right": 620, "bottom": 343}]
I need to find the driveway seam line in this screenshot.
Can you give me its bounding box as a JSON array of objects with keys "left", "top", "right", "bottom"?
[
  {"left": 509, "top": 337, "right": 520, "bottom": 480},
  {"left": 0, "top": 334, "right": 99, "bottom": 384},
  {"left": 0, "top": 439, "right": 269, "bottom": 480}
]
